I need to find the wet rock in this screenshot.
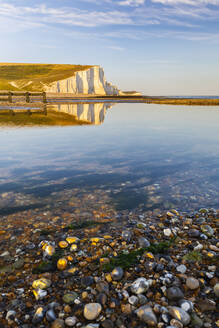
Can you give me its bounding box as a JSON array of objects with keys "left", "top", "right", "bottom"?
[
  {"left": 178, "top": 299, "right": 193, "bottom": 312},
  {"left": 6, "top": 310, "right": 16, "bottom": 321},
  {"left": 0, "top": 251, "right": 10, "bottom": 257},
  {"left": 81, "top": 276, "right": 94, "bottom": 287},
  {"left": 164, "top": 229, "right": 172, "bottom": 237},
  {"left": 46, "top": 309, "right": 57, "bottom": 322},
  {"left": 189, "top": 229, "right": 200, "bottom": 238},
  {"left": 168, "top": 306, "right": 191, "bottom": 326},
  {"left": 33, "top": 288, "right": 47, "bottom": 300},
  {"left": 190, "top": 313, "right": 203, "bottom": 327},
  {"left": 101, "top": 319, "right": 114, "bottom": 328},
  {"left": 200, "top": 225, "right": 214, "bottom": 237},
  {"left": 128, "top": 295, "right": 138, "bottom": 306},
  {"left": 170, "top": 319, "right": 183, "bottom": 328},
  {"left": 65, "top": 316, "right": 77, "bottom": 327},
  {"left": 196, "top": 298, "right": 216, "bottom": 312},
  {"left": 136, "top": 305, "right": 157, "bottom": 326},
  {"left": 111, "top": 267, "right": 123, "bottom": 281},
  {"left": 97, "top": 292, "right": 107, "bottom": 306},
  {"left": 57, "top": 258, "right": 68, "bottom": 270},
  {"left": 96, "top": 281, "right": 109, "bottom": 295},
  {"left": 167, "top": 287, "right": 184, "bottom": 301},
  {"left": 138, "top": 236, "right": 150, "bottom": 248},
  {"left": 84, "top": 303, "right": 102, "bottom": 320},
  {"left": 176, "top": 265, "right": 187, "bottom": 274},
  {"left": 13, "top": 258, "right": 24, "bottom": 269},
  {"left": 131, "top": 277, "right": 150, "bottom": 294},
  {"left": 51, "top": 319, "right": 65, "bottom": 328},
  {"left": 121, "top": 230, "right": 132, "bottom": 242},
  {"left": 186, "top": 277, "right": 199, "bottom": 290},
  {"left": 63, "top": 292, "right": 78, "bottom": 304},
  {"left": 213, "top": 282, "right": 219, "bottom": 297},
  {"left": 32, "top": 278, "right": 51, "bottom": 289},
  {"left": 32, "top": 307, "right": 44, "bottom": 325},
  {"left": 44, "top": 244, "right": 55, "bottom": 257},
  {"left": 138, "top": 294, "right": 148, "bottom": 305}
]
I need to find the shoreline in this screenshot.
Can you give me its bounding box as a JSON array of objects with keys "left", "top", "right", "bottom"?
[{"left": 1, "top": 93, "right": 219, "bottom": 106}]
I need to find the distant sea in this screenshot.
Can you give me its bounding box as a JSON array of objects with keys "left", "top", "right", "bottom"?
[{"left": 167, "top": 95, "right": 219, "bottom": 99}]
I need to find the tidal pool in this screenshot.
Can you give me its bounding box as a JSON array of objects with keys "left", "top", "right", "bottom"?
[{"left": 0, "top": 103, "right": 219, "bottom": 215}]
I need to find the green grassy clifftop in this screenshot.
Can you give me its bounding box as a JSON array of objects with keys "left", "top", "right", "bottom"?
[{"left": 0, "top": 63, "right": 93, "bottom": 91}]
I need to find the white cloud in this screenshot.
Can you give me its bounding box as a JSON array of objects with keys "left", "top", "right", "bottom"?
[
  {"left": 0, "top": 2, "right": 133, "bottom": 28},
  {"left": 151, "top": 0, "right": 219, "bottom": 5},
  {"left": 118, "top": 0, "right": 145, "bottom": 6}
]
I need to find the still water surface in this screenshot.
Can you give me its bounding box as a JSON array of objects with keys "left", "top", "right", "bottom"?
[{"left": 0, "top": 103, "right": 219, "bottom": 215}]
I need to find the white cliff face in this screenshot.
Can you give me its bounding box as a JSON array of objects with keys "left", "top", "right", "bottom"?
[
  {"left": 44, "top": 66, "right": 120, "bottom": 95},
  {"left": 53, "top": 103, "right": 113, "bottom": 125}
]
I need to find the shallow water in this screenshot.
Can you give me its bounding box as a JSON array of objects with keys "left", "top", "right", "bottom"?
[{"left": 0, "top": 103, "right": 219, "bottom": 215}]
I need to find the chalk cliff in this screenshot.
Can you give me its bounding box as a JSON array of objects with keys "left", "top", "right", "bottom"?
[
  {"left": 54, "top": 102, "right": 113, "bottom": 125},
  {"left": 44, "top": 66, "right": 121, "bottom": 95}
]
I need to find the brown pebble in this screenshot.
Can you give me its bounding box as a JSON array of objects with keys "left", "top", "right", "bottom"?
[{"left": 64, "top": 305, "right": 72, "bottom": 313}]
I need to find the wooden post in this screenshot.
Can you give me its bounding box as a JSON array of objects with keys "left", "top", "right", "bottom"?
[
  {"left": 26, "top": 92, "right": 30, "bottom": 103},
  {"left": 8, "top": 92, "right": 12, "bottom": 103},
  {"left": 42, "top": 92, "right": 47, "bottom": 103},
  {"left": 43, "top": 104, "right": 47, "bottom": 116}
]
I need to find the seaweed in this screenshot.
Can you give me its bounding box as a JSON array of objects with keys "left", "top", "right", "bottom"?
[
  {"left": 103, "top": 238, "right": 175, "bottom": 271},
  {"left": 183, "top": 250, "right": 202, "bottom": 263},
  {"left": 65, "top": 220, "right": 104, "bottom": 230}
]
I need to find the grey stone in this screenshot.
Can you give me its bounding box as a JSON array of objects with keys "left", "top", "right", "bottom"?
[
  {"left": 176, "top": 265, "right": 187, "bottom": 274},
  {"left": 189, "top": 229, "right": 200, "bottom": 238},
  {"left": 167, "top": 287, "right": 184, "bottom": 301},
  {"left": 168, "top": 306, "right": 191, "bottom": 326},
  {"left": 186, "top": 277, "right": 199, "bottom": 290},
  {"left": 6, "top": 310, "right": 16, "bottom": 321},
  {"left": 81, "top": 276, "right": 94, "bottom": 287},
  {"left": 101, "top": 319, "right": 114, "bottom": 328},
  {"left": 201, "top": 225, "right": 214, "bottom": 237},
  {"left": 170, "top": 319, "right": 183, "bottom": 328},
  {"left": 97, "top": 293, "right": 107, "bottom": 306},
  {"left": 65, "top": 316, "right": 77, "bottom": 327},
  {"left": 46, "top": 309, "right": 56, "bottom": 322},
  {"left": 131, "top": 277, "right": 150, "bottom": 295},
  {"left": 178, "top": 299, "right": 193, "bottom": 312},
  {"left": 136, "top": 305, "right": 157, "bottom": 326},
  {"left": 111, "top": 267, "right": 123, "bottom": 281},
  {"left": 138, "top": 294, "right": 148, "bottom": 305},
  {"left": 96, "top": 281, "right": 109, "bottom": 295},
  {"left": 128, "top": 295, "right": 138, "bottom": 306},
  {"left": 121, "top": 230, "right": 132, "bottom": 242},
  {"left": 213, "top": 283, "right": 219, "bottom": 297},
  {"left": 190, "top": 313, "right": 203, "bottom": 327},
  {"left": 138, "top": 237, "right": 150, "bottom": 248}
]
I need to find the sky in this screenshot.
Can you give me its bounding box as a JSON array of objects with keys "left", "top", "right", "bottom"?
[{"left": 0, "top": 0, "right": 219, "bottom": 95}]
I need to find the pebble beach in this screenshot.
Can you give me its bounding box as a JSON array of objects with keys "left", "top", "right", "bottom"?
[{"left": 0, "top": 205, "right": 218, "bottom": 328}]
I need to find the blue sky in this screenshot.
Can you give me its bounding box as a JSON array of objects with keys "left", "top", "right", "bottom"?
[{"left": 0, "top": 0, "right": 219, "bottom": 95}]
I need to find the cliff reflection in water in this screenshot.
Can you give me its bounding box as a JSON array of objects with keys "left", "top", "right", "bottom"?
[
  {"left": 53, "top": 102, "right": 113, "bottom": 125},
  {"left": 0, "top": 102, "right": 113, "bottom": 126}
]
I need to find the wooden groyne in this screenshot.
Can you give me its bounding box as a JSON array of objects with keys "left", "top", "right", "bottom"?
[{"left": 0, "top": 91, "right": 47, "bottom": 104}]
